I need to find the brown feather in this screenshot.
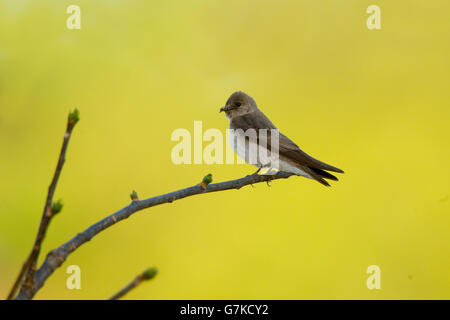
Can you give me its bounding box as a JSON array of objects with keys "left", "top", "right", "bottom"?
[
  {"left": 309, "top": 167, "right": 339, "bottom": 181},
  {"left": 230, "top": 112, "right": 344, "bottom": 174}
]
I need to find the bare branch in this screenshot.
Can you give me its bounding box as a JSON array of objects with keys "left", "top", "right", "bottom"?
[
  {"left": 108, "top": 267, "right": 158, "bottom": 300},
  {"left": 7, "top": 110, "right": 79, "bottom": 300},
  {"left": 15, "top": 171, "right": 293, "bottom": 299}
]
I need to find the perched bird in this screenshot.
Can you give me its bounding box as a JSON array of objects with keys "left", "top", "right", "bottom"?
[{"left": 220, "top": 91, "right": 344, "bottom": 186}]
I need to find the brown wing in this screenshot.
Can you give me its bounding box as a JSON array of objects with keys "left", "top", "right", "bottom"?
[
  {"left": 277, "top": 133, "right": 344, "bottom": 173},
  {"left": 230, "top": 112, "right": 344, "bottom": 180}
]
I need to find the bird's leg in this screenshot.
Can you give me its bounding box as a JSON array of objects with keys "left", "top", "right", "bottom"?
[
  {"left": 249, "top": 167, "right": 260, "bottom": 188},
  {"left": 251, "top": 166, "right": 262, "bottom": 176}
]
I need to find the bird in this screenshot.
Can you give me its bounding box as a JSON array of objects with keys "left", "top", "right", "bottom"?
[{"left": 220, "top": 91, "right": 344, "bottom": 186}]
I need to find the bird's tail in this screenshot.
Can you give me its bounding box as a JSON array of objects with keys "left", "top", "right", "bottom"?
[
  {"left": 302, "top": 166, "right": 340, "bottom": 187},
  {"left": 309, "top": 167, "right": 338, "bottom": 181}
]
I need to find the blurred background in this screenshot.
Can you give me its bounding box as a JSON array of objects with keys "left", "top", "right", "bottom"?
[{"left": 0, "top": 0, "right": 449, "bottom": 299}]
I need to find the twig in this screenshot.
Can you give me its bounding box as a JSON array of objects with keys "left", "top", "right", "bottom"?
[
  {"left": 108, "top": 267, "right": 158, "bottom": 300},
  {"left": 14, "top": 171, "right": 293, "bottom": 299},
  {"left": 7, "top": 110, "right": 79, "bottom": 300}
]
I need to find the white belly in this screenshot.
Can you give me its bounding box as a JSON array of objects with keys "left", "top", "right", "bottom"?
[{"left": 229, "top": 129, "right": 312, "bottom": 178}]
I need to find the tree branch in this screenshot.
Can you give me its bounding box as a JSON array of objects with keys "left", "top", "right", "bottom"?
[
  {"left": 14, "top": 170, "right": 293, "bottom": 299},
  {"left": 7, "top": 110, "right": 79, "bottom": 300},
  {"left": 108, "top": 267, "right": 158, "bottom": 300}
]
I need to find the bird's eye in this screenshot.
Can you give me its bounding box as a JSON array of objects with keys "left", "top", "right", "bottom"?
[{"left": 235, "top": 102, "right": 241, "bottom": 107}]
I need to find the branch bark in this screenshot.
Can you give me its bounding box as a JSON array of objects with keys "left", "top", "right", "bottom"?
[
  {"left": 7, "top": 110, "right": 79, "bottom": 300},
  {"left": 108, "top": 267, "right": 158, "bottom": 300},
  {"left": 14, "top": 170, "right": 293, "bottom": 300}
]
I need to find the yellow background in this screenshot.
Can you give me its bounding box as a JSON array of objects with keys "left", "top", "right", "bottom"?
[{"left": 1, "top": 0, "right": 449, "bottom": 299}]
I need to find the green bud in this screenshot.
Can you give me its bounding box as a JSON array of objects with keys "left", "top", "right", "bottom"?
[
  {"left": 130, "top": 190, "right": 138, "bottom": 201},
  {"left": 202, "top": 173, "right": 213, "bottom": 185},
  {"left": 200, "top": 173, "right": 213, "bottom": 190},
  {"left": 51, "top": 200, "right": 63, "bottom": 214},
  {"left": 68, "top": 109, "right": 80, "bottom": 127},
  {"left": 142, "top": 267, "right": 158, "bottom": 280}
]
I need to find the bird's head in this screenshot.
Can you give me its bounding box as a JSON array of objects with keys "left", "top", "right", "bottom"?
[{"left": 220, "top": 91, "right": 257, "bottom": 119}]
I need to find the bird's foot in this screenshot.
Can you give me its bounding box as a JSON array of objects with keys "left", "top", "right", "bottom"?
[{"left": 266, "top": 174, "right": 276, "bottom": 187}]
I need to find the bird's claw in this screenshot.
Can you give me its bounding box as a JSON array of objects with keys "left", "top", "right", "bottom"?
[{"left": 265, "top": 174, "right": 276, "bottom": 187}]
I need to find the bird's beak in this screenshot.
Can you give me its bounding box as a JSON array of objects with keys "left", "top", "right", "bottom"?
[{"left": 219, "top": 105, "right": 236, "bottom": 113}]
